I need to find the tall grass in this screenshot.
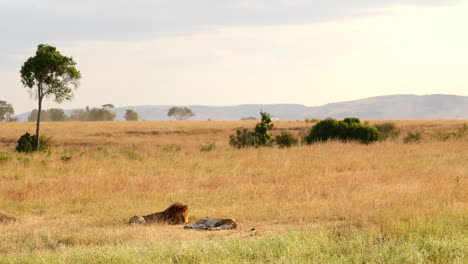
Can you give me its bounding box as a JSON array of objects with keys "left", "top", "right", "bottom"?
[{"left": 0, "top": 120, "right": 466, "bottom": 263}]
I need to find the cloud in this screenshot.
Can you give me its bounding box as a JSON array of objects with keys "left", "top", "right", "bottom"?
[
  {"left": 0, "top": 0, "right": 461, "bottom": 41},
  {"left": 0, "top": 0, "right": 462, "bottom": 66}
]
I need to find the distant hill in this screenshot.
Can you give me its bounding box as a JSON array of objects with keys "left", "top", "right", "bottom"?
[{"left": 14, "top": 94, "right": 468, "bottom": 121}]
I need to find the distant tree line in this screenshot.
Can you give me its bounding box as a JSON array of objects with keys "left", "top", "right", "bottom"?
[{"left": 26, "top": 107, "right": 139, "bottom": 122}]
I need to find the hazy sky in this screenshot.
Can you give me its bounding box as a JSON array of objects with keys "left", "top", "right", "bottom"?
[{"left": 1, "top": 0, "right": 467, "bottom": 114}]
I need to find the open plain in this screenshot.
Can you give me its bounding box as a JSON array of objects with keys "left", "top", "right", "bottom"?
[{"left": 0, "top": 120, "right": 467, "bottom": 263}]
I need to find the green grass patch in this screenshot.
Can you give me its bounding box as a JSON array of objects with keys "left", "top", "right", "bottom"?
[{"left": 1, "top": 225, "right": 466, "bottom": 264}]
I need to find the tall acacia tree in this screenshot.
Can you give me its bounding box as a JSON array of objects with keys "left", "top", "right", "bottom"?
[{"left": 20, "top": 44, "right": 81, "bottom": 149}]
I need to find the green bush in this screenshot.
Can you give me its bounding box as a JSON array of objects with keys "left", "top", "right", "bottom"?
[
  {"left": 229, "top": 128, "right": 259, "bottom": 148},
  {"left": 343, "top": 117, "right": 360, "bottom": 124},
  {"left": 275, "top": 131, "right": 299, "bottom": 148},
  {"left": 304, "top": 118, "right": 342, "bottom": 142},
  {"left": 305, "top": 117, "right": 382, "bottom": 144},
  {"left": 229, "top": 112, "right": 274, "bottom": 148},
  {"left": 374, "top": 122, "right": 400, "bottom": 140},
  {"left": 15, "top": 132, "right": 52, "bottom": 153}
]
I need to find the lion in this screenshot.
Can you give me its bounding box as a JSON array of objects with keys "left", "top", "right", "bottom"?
[
  {"left": 129, "top": 203, "right": 188, "bottom": 225},
  {"left": 184, "top": 218, "right": 237, "bottom": 230}
]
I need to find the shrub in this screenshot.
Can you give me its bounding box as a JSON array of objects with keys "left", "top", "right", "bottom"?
[
  {"left": 15, "top": 132, "right": 52, "bottom": 153},
  {"left": 403, "top": 131, "right": 422, "bottom": 143},
  {"left": 374, "top": 122, "right": 400, "bottom": 140},
  {"left": 200, "top": 141, "right": 216, "bottom": 152},
  {"left": 254, "top": 112, "right": 274, "bottom": 146},
  {"left": 304, "top": 118, "right": 342, "bottom": 142},
  {"left": 343, "top": 117, "right": 360, "bottom": 124},
  {"left": 275, "top": 131, "right": 299, "bottom": 148},
  {"left": 229, "top": 112, "right": 274, "bottom": 148},
  {"left": 305, "top": 117, "right": 382, "bottom": 144},
  {"left": 229, "top": 128, "right": 259, "bottom": 148}
]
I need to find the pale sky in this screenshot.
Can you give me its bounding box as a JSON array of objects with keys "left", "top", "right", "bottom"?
[{"left": 1, "top": 0, "right": 467, "bottom": 114}]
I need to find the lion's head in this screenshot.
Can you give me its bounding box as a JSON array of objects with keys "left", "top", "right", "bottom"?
[
  {"left": 129, "top": 202, "right": 189, "bottom": 225},
  {"left": 164, "top": 203, "right": 189, "bottom": 224}
]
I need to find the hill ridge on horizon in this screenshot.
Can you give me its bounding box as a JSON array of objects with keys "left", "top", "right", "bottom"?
[{"left": 14, "top": 94, "right": 468, "bottom": 121}]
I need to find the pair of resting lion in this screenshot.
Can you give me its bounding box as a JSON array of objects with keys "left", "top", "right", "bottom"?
[{"left": 128, "top": 203, "right": 237, "bottom": 231}]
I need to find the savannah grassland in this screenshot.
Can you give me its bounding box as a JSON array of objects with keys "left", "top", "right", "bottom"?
[{"left": 0, "top": 120, "right": 466, "bottom": 263}]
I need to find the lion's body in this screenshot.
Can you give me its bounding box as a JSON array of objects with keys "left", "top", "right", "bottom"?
[
  {"left": 184, "top": 218, "right": 237, "bottom": 230},
  {"left": 129, "top": 203, "right": 188, "bottom": 225}
]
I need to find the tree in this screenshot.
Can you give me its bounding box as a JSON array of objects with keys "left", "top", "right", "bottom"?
[
  {"left": 254, "top": 111, "right": 274, "bottom": 145},
  {"left": 28, "top": 109, "right": 51, "bottom": 122},
  {"left": 125, "top": 109, "right": 139, "bottom": 121},
  {"left": 167, "top": 107, "right": 195, "bottom": 120},
  {"left": 88, "top": 108, "right": 115, "bottom": 121},
  {"left": 48, "top": 108, "right": 67, "bottom": 121},
  {"left": 69, "top": 109, "right": 89, "bottom": 121},
  {"left": 0, "top": 101, "right": 14, "bottom": 122},
  {"left": 20, "top": 44, "right": 81, "bottom": 149},
  {"left": 102, "top": 104, "right": 114, "bottom": 108}
]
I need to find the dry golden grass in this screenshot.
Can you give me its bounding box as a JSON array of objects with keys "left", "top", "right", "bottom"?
[{"left": 0, "top": 120, "right": 466, "bottom": 261}]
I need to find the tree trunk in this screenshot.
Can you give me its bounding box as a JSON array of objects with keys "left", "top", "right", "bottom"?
[{"left": 35, "top": 89, "right": 43, "bottom": 150}]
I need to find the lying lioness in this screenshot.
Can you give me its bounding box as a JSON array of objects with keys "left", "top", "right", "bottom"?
[{"left": 184, "top": 218, "right": 237, "bottom": 230}]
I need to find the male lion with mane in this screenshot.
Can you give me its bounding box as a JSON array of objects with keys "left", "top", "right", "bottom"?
[{"left": 129, "top": 203, "right": 188, "bottom": 225}]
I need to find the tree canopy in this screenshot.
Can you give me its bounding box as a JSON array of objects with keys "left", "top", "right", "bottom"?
[
  {"left": 102, "top": 104, "right": 114, "bottom": 108},
  {"left": 88, "top": 108, "right": 116, "bottom": 121},
  {"left": 167, "top": 107, "right": 195, "bottom": 120},
  {"left": 28, "top": 109, "right": 51, "bottom": 122},
  {"left": 0, "top": 100, "right": 14, "bottom": 122},
  {"left": 125, "top": 109, "right": 139, "bottom": 121},
  {"left": 20, "top": 44, "right": 81, "bottom": 149},
  {"left": 48, "top": 108, "right": 67, "bottom": 121}
]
